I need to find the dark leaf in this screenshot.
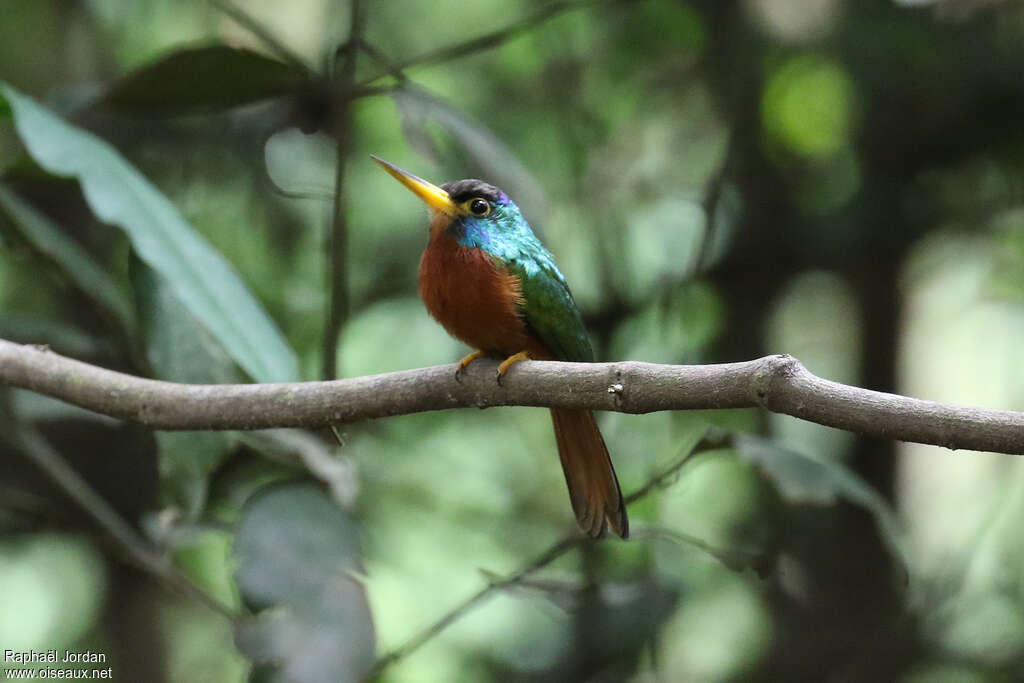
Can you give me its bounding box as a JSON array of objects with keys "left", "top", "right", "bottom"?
[
  {"left": 235, "top": 581, "right": 375, "bottom": 683},
  {"left": 234, "top": 484, "right": 362, "bottom": 607},
  {"left": 233, "top": 484, "right": 373, "bottom": 683},
  {"left": 0, "top": 313, "right": 103, "bottom": 359},
  {"left": 0, "top": 183, "right": 134, "bottom": 336},
  {"left": 99, "top": 45, "right": 311, "bottom": 116}
]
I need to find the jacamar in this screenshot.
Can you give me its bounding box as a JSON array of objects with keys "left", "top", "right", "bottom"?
[{"left": 373, "top": 156, "right": 628, "bottom": 538}]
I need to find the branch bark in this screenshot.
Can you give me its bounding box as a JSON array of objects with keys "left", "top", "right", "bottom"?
[{"left": 2, "top": 338, "right": 1023, "bottom": 454}]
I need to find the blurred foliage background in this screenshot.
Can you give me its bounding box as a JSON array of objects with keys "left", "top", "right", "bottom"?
[{"left": 2, "top": 0, "right": 1024, "bottom": 681}]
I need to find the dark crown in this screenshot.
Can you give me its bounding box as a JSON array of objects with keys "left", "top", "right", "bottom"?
[{"left": 442, "top": 179, "right": 506, "bottom": 204}]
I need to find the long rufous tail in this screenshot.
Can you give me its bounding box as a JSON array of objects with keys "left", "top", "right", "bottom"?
[{"left": 550, "top": 408, "right": 628, "bottom": 538}]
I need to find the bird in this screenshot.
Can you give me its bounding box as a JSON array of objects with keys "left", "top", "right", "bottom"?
[{"left": 372, "top": 155, "right": 628, "bottom": 538}]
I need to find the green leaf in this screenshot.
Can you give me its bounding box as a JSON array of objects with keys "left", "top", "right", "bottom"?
[
  {"left": 132, "top": 258, "right": 239, "bottom": 518},
  {"left": 131, "top": 256, "right": 241, "bottom": 384},
  {"left": 155, "top": 431, "right": 234, "bottom": 520},
  {"left": 234, "top": 484, "right": 361, "bottom": 606},
  {"left": 0, "top": 313, "right": 102, "bottom": 359},
  {"left": 735, "top": 435, "right": 908, "bottom": 572},
  {"left": 235, "top": 581, "right": 375, "bottom": 683},
  {"left": 172, "top": 528, "right": 241, "bottom": 609},
  {"left": 234, "top": 484, "right": 374, "bottom": 683},
  {"left": 239, "top": 430, "right": 357, "bottom": 508},
  {"left": 99, "top": 45, "right": 311, "bottom": 115},
  {"left": 0, "top": 82, "right": 298, "bottom": 382},
  {"left": 0, "top": 183, "right": 134, "bottom": 336},
  {"left": 734, "top": 436, "right": 839, "bottom": 505}
]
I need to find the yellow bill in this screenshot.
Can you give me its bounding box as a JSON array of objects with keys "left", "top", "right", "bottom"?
[{"left": 371, "top": 156, "right": 458, "bottom": 216}]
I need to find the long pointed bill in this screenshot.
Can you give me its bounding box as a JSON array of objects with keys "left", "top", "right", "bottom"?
[{"left": 371, "top": 156, "right": 458, "bottom": 216}]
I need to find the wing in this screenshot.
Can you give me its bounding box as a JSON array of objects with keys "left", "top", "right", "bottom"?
[{"left": 505, "top": 251, "right": 594, "bottom": 363}]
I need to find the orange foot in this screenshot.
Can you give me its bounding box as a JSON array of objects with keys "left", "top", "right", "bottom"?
[
  {"left": 496, "top": 350, "right": 531, "bottom": 386},
  {"left": 455, "top": 350, "right": 486, "bottom": 382}
]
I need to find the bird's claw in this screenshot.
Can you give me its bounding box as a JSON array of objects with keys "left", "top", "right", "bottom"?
[
  {"left": 455, "top": 350, "right": 486, "bottom": 383},
  {"left": 495, "top": 350, "right": 530, "bottom": 387}
]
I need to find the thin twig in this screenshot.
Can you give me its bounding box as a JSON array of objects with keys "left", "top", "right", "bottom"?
[
  {"left": 628, "top": 526, "right": 767, "bottom": 573},
  {"left": 4, "top": 340, "right": 1024, "bottom": 455},
  {"left": 367, "top": 440, "right": 712, "bottom": 678},
  {"left": 5, "top": 423, "right": 238, "bottom": 620},
  {"left": 357, "top": 0, "right": 623, "bottom": 85},
  {"left": 355, "top": 39, "right": 408, "bottom": 84},
  {"left": 624, "top": 431, "right": 727, "bottom": 505},
  {"left": 209, "top": 0, "right": 311, "bottom": 70},
  {"left": 367, "top": 535, "right": 584, "bottom": 678},
  {"left": 322, "top": 0, "right": 366, "bottom": 380}
]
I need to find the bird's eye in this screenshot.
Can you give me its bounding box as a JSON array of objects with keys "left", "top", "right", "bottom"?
[{"left": 469, "top": 198, "right": 491, "bottom": 217}]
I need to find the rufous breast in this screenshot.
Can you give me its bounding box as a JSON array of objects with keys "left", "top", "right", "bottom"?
[{"left": 418, "top": 234, "right": 548, "bottom": 359}]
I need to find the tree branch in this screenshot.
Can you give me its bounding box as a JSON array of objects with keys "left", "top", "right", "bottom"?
[{"left": 2, "top": 338, "right": 1023, "bottom": 453}]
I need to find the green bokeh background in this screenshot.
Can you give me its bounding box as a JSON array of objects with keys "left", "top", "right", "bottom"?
[{"left": 3, "top": 0, "right": 1024, "bottom": 681}]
